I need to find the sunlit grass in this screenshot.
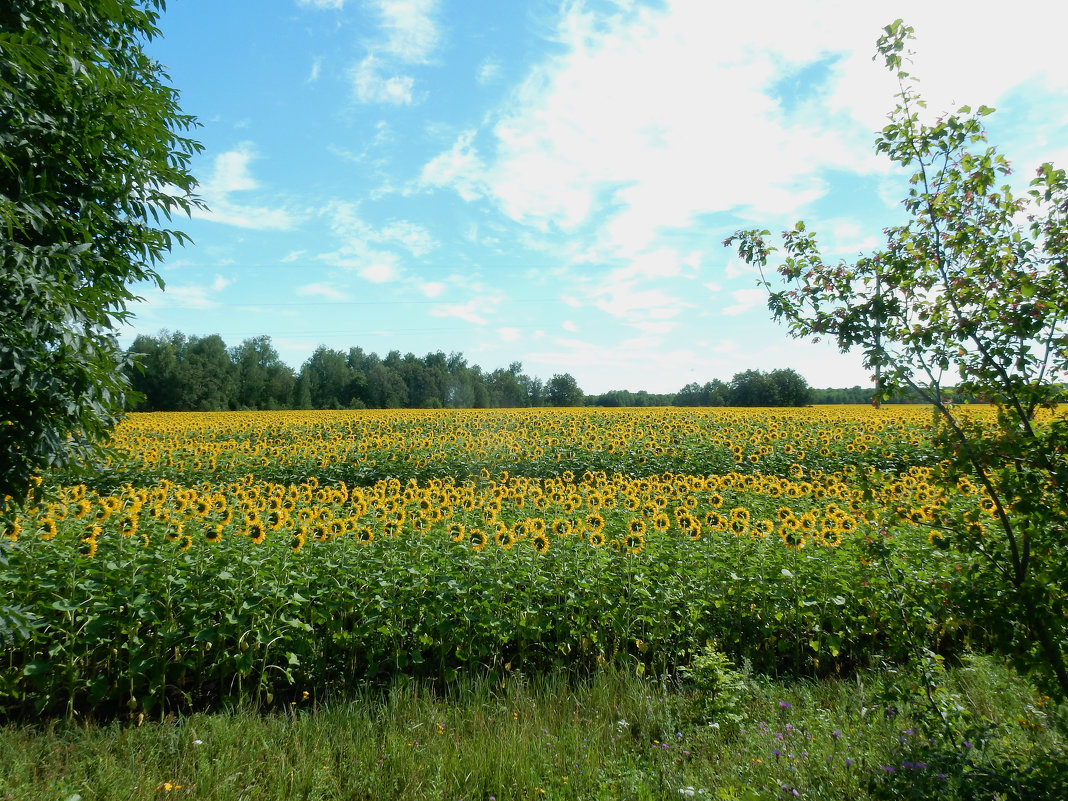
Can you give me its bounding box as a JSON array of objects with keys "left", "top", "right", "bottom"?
[{"left": 0, "top": 657, "right": 1063, "bottom": 800}]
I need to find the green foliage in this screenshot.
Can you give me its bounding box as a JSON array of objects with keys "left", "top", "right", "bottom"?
[
  {"left": 547, "top": 372, "right": 585, "bottom": 407},
  {"left": 725, "top": 20, "right": 1068, "bottom": 700},
  {"left": 0, "top": 0, "right": 202, "bottom": 501},
  {"left": 678, "top": 644, "right": 748, "bottom": 727},
  {"left": 0, "top": 657, "right": 1061, "bottom": 800}
]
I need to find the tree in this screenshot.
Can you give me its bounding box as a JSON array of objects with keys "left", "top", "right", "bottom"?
[
  {"left": 768, "top": 368, "right": 811, "bottom": 407},
  {"left": 728, "top": 369, "right": 777, "bottom": 407},
  {"left": 725, "top": 21, "right": 1068, "bottom": 698},
  {"left": 1, "top": 1, "right": 201, "bottom": 501},
  {"left": 546, "top": 373, "right": 584, "bottom": 407}
]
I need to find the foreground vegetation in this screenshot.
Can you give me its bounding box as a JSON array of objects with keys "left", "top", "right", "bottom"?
[
  {"left": 1, "top": 658, "right": 1064, "bottom": 800},
  {"left": 2, "top": 405, "right": 1066, "bottom": 797}
]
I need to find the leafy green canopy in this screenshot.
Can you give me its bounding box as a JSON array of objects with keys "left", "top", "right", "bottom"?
[
  {"left": 0, "top": 0, "right": 202, "bottom": 503},
  {"left": 726, "top": 20, "right": 1068, "bottom": 699}
]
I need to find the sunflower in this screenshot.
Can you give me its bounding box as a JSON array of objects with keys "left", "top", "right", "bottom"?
[
  {"left": 469, "top": 528, "right": 488, "bottom": 552},
  {"left": 448, "top": 522, "right": 466, "bottom": 542},
  {"left": 248, "top": 520, "right": 267, "bottom": 545},
  {"left": 357, "top": 526, "right": 375, "bottom": 544},
  {"left": 38, "top": 517, "right": 58, "bottom": 541},
  {"left": 707, "top": 493, "right": 724, "bottom": 508},
  {"left": 624, "top": 532, "right": 645, "bottom": 555},
  {"left": 928, "top": 529, "right": 949, "bottom": 548},
  {"left": 628, "top": 518, "right": 647, "bottom": 536},
  {"left": 531, "top": 532, "right": 550, "bottom": 554},
  {"left": 204, "top": 524, "right": 224, "bottom": 544},
  {"left": 496, "top": 529, "right": 517, "bottom": 550},
  {"left": 585, "top": 513, "right": 605, "bottom": 532},
  {"left": 552, "top": 518, "right": 572, "bottom": 537},
  {"left": 780, "top": 528, "right": 805, "bottom": 549},
  {"left": 588, "top": 530, "right": 606, "bottom": 547},
  {"left": 528, "top": 517, "right": 547, "bottom": 536},
  {"left": 704, "top": 511, "right": 728, "bottom": 531},
  {"left": 752, "top": 519, "right": 775, "bottom": 538}
]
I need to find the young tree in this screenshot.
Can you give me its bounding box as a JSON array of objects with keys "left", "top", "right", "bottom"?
[
  {"left": 1, "top": 1, "right": 202, "bottom": 501},
  {"left": 725, "top": 21, "right": 1068, "bottom": 698}
]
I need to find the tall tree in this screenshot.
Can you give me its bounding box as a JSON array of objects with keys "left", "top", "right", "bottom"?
[
  {"left": 726, "top": 21, "right": 1068, "bottom": 698},
  {"left": 546, "top": 373, "right": 585, "bottom": 407},
  {"left": 1, "top": 0, "right": 202, "bottom": 501}
]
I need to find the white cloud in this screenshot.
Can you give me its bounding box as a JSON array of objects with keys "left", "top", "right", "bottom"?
[
  {"left": 429, "top": 297, "right": 498, "bottom": 325},
  {"left": 307, "top": 58, "right": 322, "bottom": 83},
  {"left": 477, "top": 60, "right": 501, "bottom": 84},
  {"left": 498, "top": 327, "right": 522, "bottom": 342},
  {"left": 378, "top": 220, "right": 437, "bottom": 256},
  {"left": 418, "top": 281, "right": 445, "bottom": 297},
  {"left": 373, "top": 0, "right": 439, "bottom": 62},
  {"left": 281, "top": 250, "right": 306, "bottom": 263},
  {"left": 352, "top": 55, "right": 415, "bottom": 105},
  {"left": 314, "top": 201, "right": 437, "bottom": 282},
  {"left": 360, "top": 260, "right": 399, "bottom": 283},
  {"left": 351, "top": 0, "right": 440, "bottom": 105},
  {"left": 210, "top": 274, "right": 232, "bottom": 292},
  {"left": 722, "top": 288, "right": 767, "bottom": 317},
  {"left": 297, "top": 283, "right": 349, "bottom": 300},
  {"left": 562, "top": 320, "right": 578, "bottom": 333},
  {"left": 193, "top": 144, "right": 298, "bottom": 230},
  {"left": 139, "top": 282, "right": 220, "bottom": 311},
  {"left": 434, "top": 0, "right": 1065, "bottom": 271},
  {"left": 419, "top": 130, "right": 486, "bottom": 201},
  {"left": 298, "top": 0, "right": 345, "bottom": 8}
]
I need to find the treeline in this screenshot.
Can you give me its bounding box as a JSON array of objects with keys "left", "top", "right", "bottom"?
[
  {"left": 672, "top": 369, "right": 811, "bottom": 407},
  {"left": 125, "top": 331, "right": 588, "bottom": 411},
  {"left": 124, "top": 331, "right": 898, "bottom": 412}
]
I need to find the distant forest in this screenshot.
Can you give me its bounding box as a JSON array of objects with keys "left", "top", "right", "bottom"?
[{"left": 125, "top": 330, "right": 888, "bottom": 412}]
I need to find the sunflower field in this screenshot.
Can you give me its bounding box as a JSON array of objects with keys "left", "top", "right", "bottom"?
[{"left": 0, "top": 406, "right": 1036, "bottom": 717}]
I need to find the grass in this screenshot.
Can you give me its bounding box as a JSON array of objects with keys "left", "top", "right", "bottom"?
[{"left": 1, "top": 654, "right": 1064, "bottom": 801}]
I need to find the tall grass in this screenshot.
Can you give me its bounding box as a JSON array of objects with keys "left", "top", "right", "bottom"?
[{"left": 1, "top": 655, "right": 1063, "bottom": 800}]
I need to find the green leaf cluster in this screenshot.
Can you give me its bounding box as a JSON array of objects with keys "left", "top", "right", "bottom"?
[
  {"left": 725, "top": 20, "right": 1068, "bottom": 699},
  {"left": 0, "top": 0, "right": 202, "bottom": 502}
]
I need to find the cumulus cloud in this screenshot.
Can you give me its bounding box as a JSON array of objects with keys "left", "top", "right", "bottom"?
[
  {"left": 350, "top": 0, "right": 440, "bottom": 105},
  {"left": 352, "top": 55, "right": 415, "bottom": 105},
  {"left": 419, "top": 130, "right": 486, "bottom": 201},
  {"left": 418, "top": 281, "right": 446, "bottom": 297},
  {"left": 429, "top": 297, "right": 500, "bottom": 325},
  {"left": 422, "top": 0, "right": 1064, "bottom": 267},
  {"left": 374, "top": 0, "right": 439, "bottom": 62},
  {"left": 193, "top": 144, "right": 299, "bottom": 230},
  {"left": 298, "top": 282, "right": 349, "bottom": 300},
  {"left": 313, "top": 201, "right": 439, "bottom": 283},
  {"left": 722, "top": 288, "right": 767, "bottom": 317}
]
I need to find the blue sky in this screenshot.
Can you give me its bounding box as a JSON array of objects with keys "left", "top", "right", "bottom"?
[{"left": 126, "top": 0, "right": 1068, "bottom": 394}]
